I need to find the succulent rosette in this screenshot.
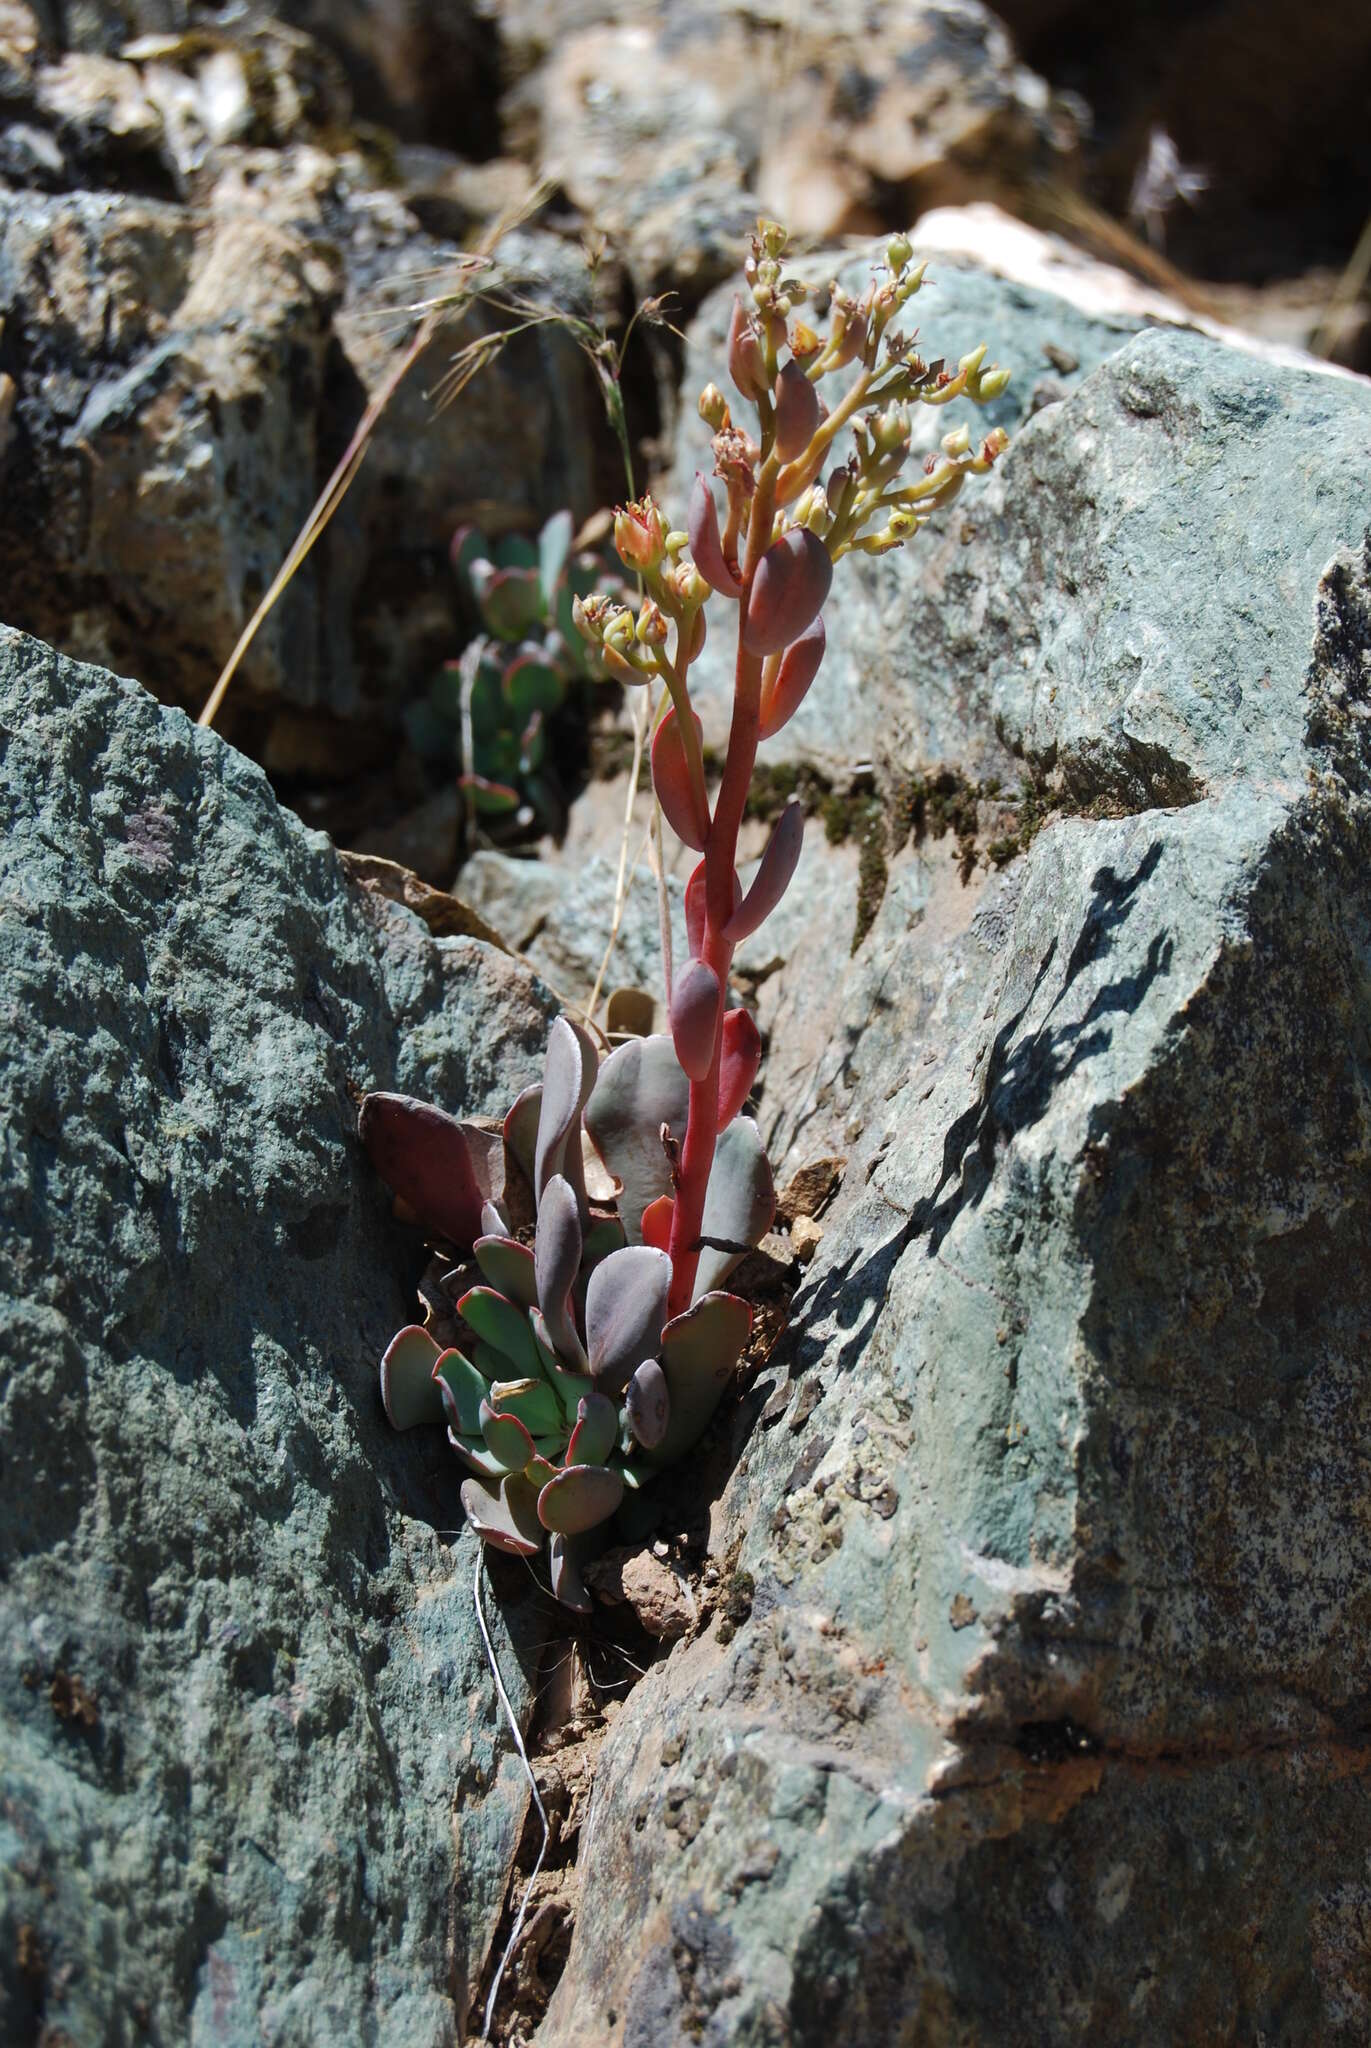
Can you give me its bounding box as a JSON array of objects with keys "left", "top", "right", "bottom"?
[{"left": 362, "top": 1017, "right": 770, "bottom": 1610}]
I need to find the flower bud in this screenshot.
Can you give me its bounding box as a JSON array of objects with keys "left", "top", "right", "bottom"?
[
  {"left": 941, "top": 423, "right": 972, "bottom": 457},
  {"left": 743, "top": 527, "right": 833, "bottom": 656},
  {"left": 613, "top": 494, "right": 668, "bottom": 572},
  {"left": 790, "top": 320, "right": 821, "bottom": 359},
  {"left": 959, "top": 343, "right": 988, "bottom": 376},
  {"left": 872, "top": 407, "right": 911, "bottom": 458},
  {"left": 774, "top": 356, "right": 822, "bottom": 462},
  {"left": 635, "top": 597, "right": 669, "bottom": 647},
  {"left": 791, "top": 485, "right": 830, "bottom": 535},
  {"left": 698, "top": 383, "right": 731, "bottom": 431},
  {"left": 977, "top": 365, "right": 1012, "bottom": 400},
  {"left": 758, "top": 218, "right": 788, "bottom": 260},
  {"left": 669, "top": 560, "right": 710, "bottom": 610},
  {"left": 887, "top": 231, "right": 913, "bottom": 276},
  {"left": 728, "top": 296, "right": 771, "bottom": 404},
  {"left": 571, "top": 591, "right": 616, "bottom": 644}
]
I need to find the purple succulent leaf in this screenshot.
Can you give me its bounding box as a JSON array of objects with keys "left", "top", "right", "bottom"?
[
  {"left": 534, "top": 1174, "right": 588, "bottom": 1369},
  {"left": 565, "top": 1389, "right": 620, "bottom": 1466},
  {"left": 625, "top": 1357, "right": 670, "bottom": 1451},
  {"left": 534, "top": 1015, "right": 598, "bottom": 1204},
  {"left": 652, "top": 705, "right": 711, "bottom": 852},
  {"left": 379, "top": 1324, "right": 445, "bottom": 1430},
  {"left": 536, "top": 1462, "right": 625, "bottom": 1535},
  {"left": 359, "top": 1094, "right": 485, "bottom": 1248},
  {"left": 727, "top": 295, "right": 770, "bottom": 403},
  {"left": 723, "top": 798, "right": 804, "bottom": 943},
  {"left": 480, "top": 1197, "right": 510, "bottom": 1238},
  {"left": 688, "top": 472, "right": 741, "bottom": 598},
  {"left": 669, "top": 959, "right": 721, "bottom": 1082},
  {"left": 503, "top": 1082, "right": 541, "bottom": 1185},
  {"left": 696, "top": 1116, "right": 776, "bottom": 1299},
  {"left": 742, "top": 528, "right": 833, "bottom": 656},
  {"left": 684, "top": 858, "right": 741, "bottom": 960},
  {"left": 774, "top": 357, "right": 821, "bottom": 461},
  {"left": 549, "top": 1532, "right": 593, "bottom": 1613},
  {"left": 461, "top": 1474, "right": 543, "bottom": 1556},
  {"left": 585, "top": 1244, "right": 672, "bottom": 1394},
  {"left": 649, "top": 1290, "right": 752, "bottom": 1463},
  {"left": 474, "top": 1234, "right": 538, "bottom": 1310},
  {"left": 758, "top": 614, "right": 826, "bottom": 740},
  {"left": 584, "top": 1034, "right": 689, "bottom": 1241}
]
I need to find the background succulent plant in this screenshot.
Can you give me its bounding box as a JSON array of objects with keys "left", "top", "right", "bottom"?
[
  {"left": 362, "top": 1016, "right": 768, "bottom": 1609},
  {"left": 404, "top": 510, "right": 625, "bottom": 842}
]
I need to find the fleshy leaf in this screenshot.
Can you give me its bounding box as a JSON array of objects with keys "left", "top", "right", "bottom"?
[
  {"left": 530, "top": 1306, "right": 594, "bottom": 1409},
  {"left": 697, "top": 1116, "right": 776, "bottom": 1298},
  {"left": 584, "top": 1034, "right": 689, "bottom": 1241},
  {"left": 742, "top": 528, "right": 832, "bottom": 655},
  {"left": 669, "top": 958, "right": 721, "bottom": 1082},
  {"left": 652, "top": 1291, "right": 752, "bottom": 1463},
  {"left": 481, "top": 567, "right": 543, "bottom": 642},
  {"left": 480, "top": 1398, "right": 537, "bottom": 1472},
  {"left": 626, "top": 1357, "right": 670, "bottom": 1451},
  {"left": 506, "top": 657, "right": 564, "bottom": 720},
  {"left": 581, "top": 1216, "right": 628, "bottom": 1265},
  {"left": 474, "top": 1235, "right": 538, "bottom": 1310},
  {"left": 565, "top": 1389, "right": 620, "bottom": 1466},
  {"left": 538, "top": 508, "right": 574, "bottom": 609},
  {"left": 774, "top": 357, "right": 821, "bottom": 462},
  {"left": 585, "top": 1245, "right": 672, "bottom": 1394},
  {"left": 359, "top": 1093, "right": 485, "bottom": 1248},
  {"left": 651, "top": 705, "right": 710, "bottom": 852},
  {"left": 480, "top": 1198, "right": 510, "bottom": 1238},
  {"left": 549, "top": 1532, "right": 593, "bottom": 1614},
  {"left": 759, "top": 614, "right": 826, "bottom": 740},
  {"left": 461, "top": 774, "right": 520, "bottom": 817},
  {"left": 537, "top": 1463, "right": 624, "bottom": 1535},
  {"left": 488, "top": 1375, "right": 562, "bottom": 1438},
  {"left": 450, "top": 1430, "right": 510, "bottom": 1480},
  {"left": 461, "top": 1474, "right": 543, "bottom": 1557},
  {"left": 534, "top": 1174, "right": 587, "bottom": 1368},
  {"left": 534, "top": 1016, "right": 598, "bottom": 1203},
  {"left": 723, "top": 800, "right": 804, "bottom": 943},
  {"left": 503, "top": 1083, "right": 541, "bottom": 1186},
  {"left": 718, "top": 1007, "right": 762, "bottom": 1129},
  {"left": 525, "top": 1454, "right": 560, "bottom": 1490},
  {"left": 432, "top": 1346, "right": 489, "bottom": 1435},
  {"left": 380, "top": 1325, "right": 445, "bottom": 1429},
  {"left": 459, "top": 1287, "right": 541, "bottom": 1377},
  {"left": 688, "top": 471, "right": 741, "bottom": 598},
  {"left": 684, "top": 859, "right": 740, "bottom": 960}
]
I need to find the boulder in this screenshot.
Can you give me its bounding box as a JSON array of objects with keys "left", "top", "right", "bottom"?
[
  {"left": 0, "top": 626, "right": 560, "bottom": 2042},
  {"left": 536, "top": 274, "right": 1371, "bottom": 2037}
]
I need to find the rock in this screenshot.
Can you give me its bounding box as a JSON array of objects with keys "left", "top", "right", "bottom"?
[
  {"left": 0, "top": 149, "right": 605, "bottom": 727},
  {"left": 584, "top": 1549, "right": 698, "bottom": 1641},
  {"left": 0, "top": 627, "right": 562, "bottom": 2041},
  {"left": 537, "top": 283, "right": 1371, "bottom": 2037},
  {"left": 460, "top": 848, "right": 689, "bottom": 1016},
  {"left": 276, "top": 0, "right": 503, "bottom": 151},
  {"left": 506, "top": 0, "right": 1080, "bottom": 300}
]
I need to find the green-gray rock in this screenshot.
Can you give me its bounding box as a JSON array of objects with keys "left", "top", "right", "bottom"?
[
  {"left": 539, "top": 311, "right": 1371, "bottom": 2037},
  {"left": 0, "top": 629, "right": 557, "bottom": 2044}
]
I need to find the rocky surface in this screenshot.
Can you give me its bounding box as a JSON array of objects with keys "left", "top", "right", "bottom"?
[
  {"left": 531, "top": 282, "right": 1371, "bottom": 2037},
  {"left": 0, "top": 3, "right": 608, "bottom": 740},
  {"left": 0, "top": 626, "right": 561, "bottom": 2043}
]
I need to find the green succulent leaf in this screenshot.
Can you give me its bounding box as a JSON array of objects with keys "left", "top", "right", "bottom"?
[
  {"left": 581, "top": 1217, "right": 628, "bottom": 1266},
  {"left": 493, "top": 533, "right": 540, "bottom": 572},
  {"left": 433, "top": 1346, "right": 489, "bottom": 1435},
  {"left": 530, "top": 1307, "right": 595, "bottom": 1411},
  {"left": 430, "top": 659, "right": 466, "bottom": 724},
  {"left": 379, "top": 1324, "right": 445, "bottom": 1430},
  {"left": 449, "top": 1430, "right": 511, "bottom": 1481},
  {"left": 451, "top": 525, "right": 488, "bottom": 598},
  {"left": 468, "top": 660, "right": 505, "bottom": 739},
  {"left": 460, "top": 1287, "right": 541, "bottom": 1376},
  {"left": 505, "top": 657, "right": 565, "bottom": 720},
  {"left": 525, "top": 1453, "right": 560, "bottom": 1490},
  {"left": 537, "top": 1462, "right": 624, "bottom": 1535},
  {"left": 538, "top": 508, "right": 574, "bottom": 608},
  {"left": 488, "top": 1375, "right": 562, "bottom": 1438},
  {"left": 479, "top": 1399, "right": 537, "bottom": 1472}
]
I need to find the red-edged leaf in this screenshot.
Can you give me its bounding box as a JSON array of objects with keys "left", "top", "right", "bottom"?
[
  {"left": 759, "top": 614, "right": 826, "bottom": 739},
  {"left": 537, "top": 1462, "right": 624, "bottom": 1535},
  {"left": 688, "top": 472, "right": 741, "bottom": 598},
  {"left": 723, "top": 799, "right": 803, "bottom": 943},
  {"left": 743, "top": 528, "right": 832, "bottom": 656},
  {"left": 717, "top": 1007, "right": 761, "bottom": 1129},
  {"left": 684, "top": 859, "right": 740, "bottom": 960},
  {"left": 652, "top": 705, "right": 710, "bottom": 853}
]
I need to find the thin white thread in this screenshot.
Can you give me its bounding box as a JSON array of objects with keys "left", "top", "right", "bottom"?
[{"left": 474, "top": 1550, "right": 549, "bottom": 2042}]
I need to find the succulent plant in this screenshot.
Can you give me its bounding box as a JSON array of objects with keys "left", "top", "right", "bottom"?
[
  {"left": 362, "top": 1017, "right": 771, "bottom": 1610},
  {"left": 574, "top": 219, "right": 1012, "bottom": 1315},
  {"left": 404, "top": 509, "right": 625, "bottom": 839}
]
